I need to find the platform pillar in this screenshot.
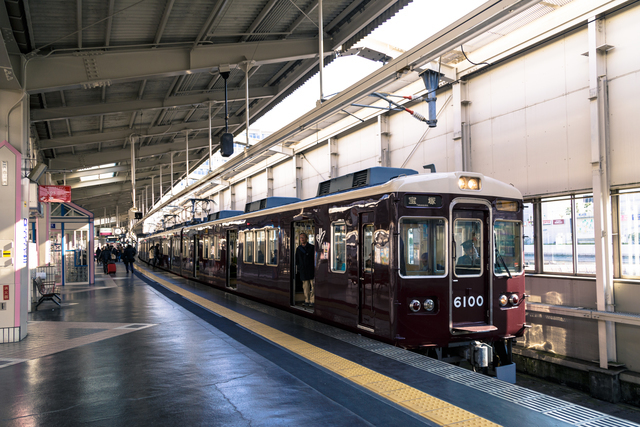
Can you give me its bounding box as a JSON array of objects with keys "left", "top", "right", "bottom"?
[{"left": 0, "top": 89, "right": 30, "bottom": 342}]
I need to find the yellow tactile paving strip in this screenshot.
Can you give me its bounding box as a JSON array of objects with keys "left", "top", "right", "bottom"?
[{"left": 136, "top": 264, "right": 501, "bottom": 427}]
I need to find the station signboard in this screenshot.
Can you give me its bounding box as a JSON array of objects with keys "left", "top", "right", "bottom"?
[{"left": 39, "top": 185, "right": 71, "bottom": 203}]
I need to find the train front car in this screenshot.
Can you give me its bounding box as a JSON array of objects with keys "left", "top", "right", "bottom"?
[{"left": 394, "top": 172, "right": 525, "bottom": 373}]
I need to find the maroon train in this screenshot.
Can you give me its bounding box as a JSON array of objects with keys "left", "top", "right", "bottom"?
[{"left": 139, "top": 167, "right": 526, "bottom": 369}]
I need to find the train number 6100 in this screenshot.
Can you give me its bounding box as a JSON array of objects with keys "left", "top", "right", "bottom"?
[{"left": 454, "top": 296, "right": 484, "bottom": 308}]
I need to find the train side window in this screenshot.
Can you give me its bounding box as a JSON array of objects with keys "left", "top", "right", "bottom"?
[
  {"left": 267, "top": 228, "right": 278, "bottom": 266},
  {"left": 255, "top": 230, "right": 266, "bottom": 265},
  {"left": 213, "top": 235, "right": 220, "bottom": 260},
  {"left": 244, "top": 231, "right": 254, "bottom": 263},
  {"left": 331, "top": 222, "right": 347, "bottom": 273},
  {"left": 363, "top": 224, "right": 374, "bottom": 272},
  {"left": 494, "top": 220, "right": 523, "bottom": 276},
  {"left": 399, "top": 217, "right": 447, "bottom": 277},
  {"left": 203, "top": 237, "right": 209, "bottom": 259}
]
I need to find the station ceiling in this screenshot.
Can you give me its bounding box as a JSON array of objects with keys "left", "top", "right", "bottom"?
[{"left": 3, "top": 0, "right": 411, "bottom": 215}]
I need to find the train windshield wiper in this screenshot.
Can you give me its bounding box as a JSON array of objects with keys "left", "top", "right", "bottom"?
[{"left": 494, "top": 236, "right": 512, "bottom": 279}]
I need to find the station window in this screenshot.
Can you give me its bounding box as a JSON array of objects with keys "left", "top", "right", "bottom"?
[
  {"left": 244, "top": 231, "right": 254, "bottom": 263},
  {"left": 255, "top": 230, "right": 266, "bottom": 265},
  {"left": 400, "top": 218, "right": 446, "bottom": 277},
  {"left": 267, "top": 228, "right": 278, "bottom": 266},
  {"left": 331, "top": 223, "right": 346, "bottom": 272},
  {"left": 494, "top": 220, "right": 523, "bottom": 276},
  {"left": 618, "top": 191, "right": 640, "bottom": 278},
  {"left": 523, "top": 202, "right": 535, "bottom": 271}
]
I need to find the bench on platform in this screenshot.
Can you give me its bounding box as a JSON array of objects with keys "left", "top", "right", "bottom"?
[{"left": 34, "top": 277, "right": 61, "bottom": 310}]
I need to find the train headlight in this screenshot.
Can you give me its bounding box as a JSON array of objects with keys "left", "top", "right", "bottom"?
[
  {"left": 457, "top": 176, "right": 482, "bottom": 190},
  {"left": 509, "top": 293, "right": 519, "bottom": 305},
  {"left": 499, "top": 294, "right": 509, "bottom": 307},
  {"left": 423, "top": 299, "right": 435, "bottom": 312},
  {"left": 409, "top": 300, "right": 422, "bottom": 313}
]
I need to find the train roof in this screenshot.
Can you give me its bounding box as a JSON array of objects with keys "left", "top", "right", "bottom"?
[{"left": 143, "top": 171, "right": 522, "bottom": 237}]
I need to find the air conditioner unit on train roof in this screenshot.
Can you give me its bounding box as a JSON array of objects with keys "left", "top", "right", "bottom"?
[{"left": 316, "top": 167, "right": 418, "bottom": 197}]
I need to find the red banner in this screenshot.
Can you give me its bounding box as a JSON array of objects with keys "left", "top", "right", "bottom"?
[{"left": 39, "top": 185, "right": 72, "bottom": 203}]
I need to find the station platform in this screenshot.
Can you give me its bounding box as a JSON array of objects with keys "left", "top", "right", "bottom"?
[{"left": 0, "top": 263, "right": 639, "bottom": 426}]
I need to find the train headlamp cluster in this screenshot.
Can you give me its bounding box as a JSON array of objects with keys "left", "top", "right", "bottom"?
[
  {"left": 409, "top": 298, "right": 436, "bottom": 313},
  {"left": 458, "top": 176, "right": 482, "bottom": 191},
  {"left": 499, "top": 293, "right": 520, "bottom": 307}
]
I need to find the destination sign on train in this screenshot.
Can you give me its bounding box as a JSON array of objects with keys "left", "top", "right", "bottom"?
[{"left": 404, "top": 194, "right": 443, "bottom": 208}]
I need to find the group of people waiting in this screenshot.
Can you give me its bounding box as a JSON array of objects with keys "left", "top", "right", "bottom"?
[{"left": 95, "top": 243, "right": 137, "bottom": 273}]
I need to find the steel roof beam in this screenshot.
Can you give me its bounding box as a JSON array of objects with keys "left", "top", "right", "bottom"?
[
  {"left": 50, "top": 136, "right": 219, "bottom": 170},
  {"left": 0, "top": 1, "right": 23, "bottom": 90},
  {"left": 30, "top": 86, "right": 276, "bottom": 122},
  {"left": 154, "top": 0, "right": 176, "bottom": 45},
  {"left": 38, "top": 115, "right": 244, "bottom": 150},
  {"left": 26, "top": 38, "right": 334, "bottom": 93},
  {"left": 69, "top": 167, "right": 186, "bottom": 189}
]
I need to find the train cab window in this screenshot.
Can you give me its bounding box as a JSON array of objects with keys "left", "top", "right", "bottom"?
[
  {"left": 255, "top": 230, "right": 266, "bottom": 265},
  {"left": 494, "top": 220, "right": 523, "bottom": 276},
  {"left": 400, "top": 218, "right": 446, "bottom": 277},
  {"left": 244, "top": 231, "right": 254, "bottom": 263},
  {"left": 454, "top": 220, "right": 482, "bottom": 277},
  {"left": 331, "top": 223, "right": 347, "bottom": 272},
  {"left": 267, "top": 228, "right": 278, "bottom": 266}
]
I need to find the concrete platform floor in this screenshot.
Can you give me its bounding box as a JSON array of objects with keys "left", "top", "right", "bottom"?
[{"left": 0, "top": 263, "right": 638, "bottom": 426}]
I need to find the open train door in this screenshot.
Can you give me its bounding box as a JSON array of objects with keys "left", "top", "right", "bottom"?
[
  {"left": 291, "top": 220, "right": 314, "bottom": 309},
  {"left": 450, "top": 200, "right": 496, "bottom": 334}
]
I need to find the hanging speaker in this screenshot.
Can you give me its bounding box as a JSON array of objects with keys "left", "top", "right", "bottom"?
[
  {"left": 220, "top": 133, "right": 234, "bottom": 157},
  {"left": 28, "top": 163, "right": 47, "bottom": 182}
]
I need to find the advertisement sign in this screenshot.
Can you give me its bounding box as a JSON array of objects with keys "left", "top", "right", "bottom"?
[
  {"left": 99, "top": 228, "right": 113, "bottom": 236},
  {"left": 39, "top": 185, "right": 71, "bottom": 203}
]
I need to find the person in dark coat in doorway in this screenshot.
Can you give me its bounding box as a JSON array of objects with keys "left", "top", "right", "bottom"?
[
  {"left": 123, "top": 244, "right": 137, "bottom": 273},
  {"left": 295, "top": 232, "right": 315, "bottom": 307}
]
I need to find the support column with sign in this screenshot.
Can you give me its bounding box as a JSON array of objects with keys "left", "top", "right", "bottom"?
[{"left": 0, "top": 141, "right": 26, "bottom": 342}]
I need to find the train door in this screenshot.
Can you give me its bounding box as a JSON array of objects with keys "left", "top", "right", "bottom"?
[
  {"left": 226, "top": 230, "right": 237, "bottom": 289},
  {"left": 358, "top": 213, "right": 375, "bottom": 329},
  {"left": 451, "top": 202, "right": 495, "bottom": 333},
  {"left": 291, "top": 220, "right": 315, "bottom": 309}
]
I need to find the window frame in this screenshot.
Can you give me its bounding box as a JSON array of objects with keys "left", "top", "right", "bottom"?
[
  {"left": 493, "top": 219, "right": 524, "bottom": 277},
  {"left": 330, "top": 221, "right": 347, "bottom": 274},
  {"left": 254, "top": 228, "right": 266, "bottom": 265},
  {"left": 398, "top": 216, "right": 449, "bottom": 279},
  {"left": 266, "top": 228, "right": 279, "bottom": 267},
  {"left": 243, "top": 230, "right": 254, "bottom": 264},
  {"left": 525, "top": 194, "right": 598, "bottom": 277},
  {"left": 453, "top": 218, "right": 483, "bottom": 278}
]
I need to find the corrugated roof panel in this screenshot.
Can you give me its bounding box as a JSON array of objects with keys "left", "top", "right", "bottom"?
[
  {"left": 69, "top": 116, "right": 100, "bottom": 133},
  {"left": 108, "top": 0, "right": 165, "bottom": 46},
  {"left": 62, "top": 86, "right": 103, "bottom": 107},
  {"left": 160, "top": 0, "right": 220, "bottom": 44},
  {"left": 81, "top": 0, "right": 111, "bottom": 48},
  {"left": 29, "top": 0, "right": 77, "bottom": 50}
]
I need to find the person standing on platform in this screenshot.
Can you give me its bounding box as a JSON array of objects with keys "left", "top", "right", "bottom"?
[
  {"left": 95, "top": 247, "right": 102, "bottom": 265},
  {"left": 100, "top": 245, "right": 112, "bottom": 274},
  {"left": 154, "top": 244, "right": 160, "bottom": 267},
  {"left": 148, "top": 246, "right": 155, "bottom": 266},
  {"left": 295, "top": 232, "right": 315, "bottom": 307},
  {"left": 123, "top": 244, "right": 136, "bottom": 273}
]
